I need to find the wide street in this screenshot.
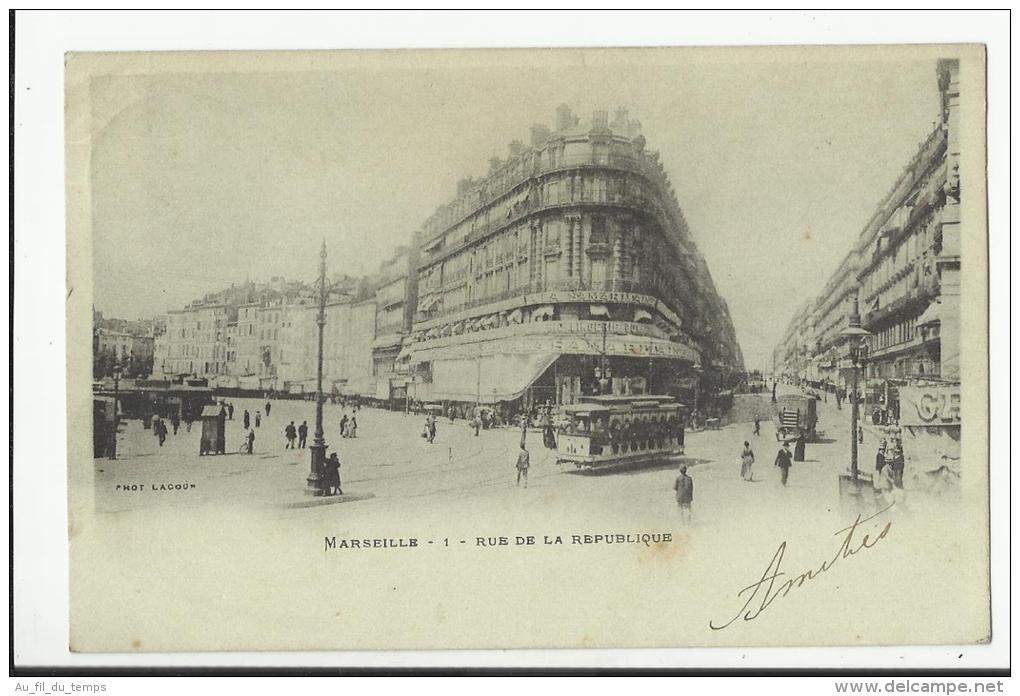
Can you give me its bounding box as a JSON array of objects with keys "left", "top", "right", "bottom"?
[{"left": 95, "top": 385, "right": 896, "bottom": 528}]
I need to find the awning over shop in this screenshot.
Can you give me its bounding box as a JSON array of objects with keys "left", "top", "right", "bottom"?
[
  {"left": 916, "top": 300, "right": 941, "bottom": 326},
  {"left": 633, "top": 309, "right": 653, "bottom": 323},
  {"left": 589, "top": 304, "right": 610, "bottom": 318},
  {"left": 507, "top": 308, "right": 523, "bottom": 324},
  {"left": 426, "top": 353, "right": 558, "bottom": 404}
]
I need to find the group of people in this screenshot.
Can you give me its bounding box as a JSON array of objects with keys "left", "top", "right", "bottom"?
[
  {"left": 422, "top": 414, "right": 438, "bottom": 443},
  {"left": 339, "top": 413, "right": 359, "bottom": 439},
  {"left": 284, "top": 421, "right": 309, "bottom": 449},
  {"left": 734, "top": 438, "right": 795, "bottom": 486}
]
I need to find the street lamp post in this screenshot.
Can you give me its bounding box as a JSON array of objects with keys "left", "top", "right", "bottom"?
[
  {"left": 109, "top": 362, "right": 122, "bottom": 460},
  {"left": 838, "top": 292, "right": 873, "bottom": 508},
  {"left": 306, "top": 241, "right": 329, "bottom": 496}
]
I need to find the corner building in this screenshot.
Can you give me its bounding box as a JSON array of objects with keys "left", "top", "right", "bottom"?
[{"left": 406, "top": 106, "right": 742, "bottom": 413}]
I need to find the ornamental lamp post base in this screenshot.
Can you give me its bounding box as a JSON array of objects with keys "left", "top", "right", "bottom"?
[
  {"left": 837, "top": 472, "right": 876, "bottom": 514},
  {"left": 306, "top": 443, "right": 328, "bottom": 496}
]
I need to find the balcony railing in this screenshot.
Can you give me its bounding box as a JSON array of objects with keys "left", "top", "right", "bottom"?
[{"left": 414, "top": 278, "right": 676, "bottom": 325}]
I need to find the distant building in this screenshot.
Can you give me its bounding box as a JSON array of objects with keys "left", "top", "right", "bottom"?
[{"left": 774, "top": 59, "right": 962, "bottom": 402}]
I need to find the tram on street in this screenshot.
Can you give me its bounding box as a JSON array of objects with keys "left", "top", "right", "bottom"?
[{"left": 555, "top": 395, "right": 687, "bottom": 470}]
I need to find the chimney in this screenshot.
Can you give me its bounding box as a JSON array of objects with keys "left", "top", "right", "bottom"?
[
  {"left": 612, "top": 107, "right": 629, "bottom": 131},
  {"left": 592, "top": 109, "right": 609, "bottom": 130},
  {"left": 530, "top": 124, "right": 551, "bottom": 148},
  {"left": 456, "top": 178, "right": 474, "bottom": 197},
  {"left": 555, "top": 104, "right": 575, "bottom": 132}
]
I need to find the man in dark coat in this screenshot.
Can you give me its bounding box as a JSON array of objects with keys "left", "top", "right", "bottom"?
[
  {"left": 673, "top": 464, "right": 693, "bottom": 524},
  {"left": 243, "top": 409, "right": 250, "bottom": 430},
  {"left": 775, "top": 441, "right": 793, "bottom": 486},
  {"left": 285, "top": 421, "right": 297, "bottom": 449},
  {"left": 265, "top": 401, "right": 272, "bottom": 417},
  {"left": 298, "top": 421, "right": 308, "bottom": 448}
]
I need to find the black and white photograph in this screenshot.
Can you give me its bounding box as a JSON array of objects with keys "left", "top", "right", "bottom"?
[{"left": 12, "top": 13, "right": 1006, "bottom": 678}]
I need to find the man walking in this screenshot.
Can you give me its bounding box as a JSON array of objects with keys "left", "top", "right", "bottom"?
[
  {"left": 515, "top": 443, "right": 530, "bottom": 488},
  {"left": 285, "top": 421, "right": 297, "bottom": 449},
  {"left": 753, "top": 414, "right": 760, "bottom": 437},
  {"left": 243, "top": 409, "right": 250, "bottom": 430},
  {"left": 265, "top": 401, "right": 272, "bottom": 417},
  {"left": 246, "top": 428, "right": 256, "bottom": 455},
  {"left": 775, "top": 441, "right": 793, "bottom": 486},
  {"left": 673, "top": 464, "right": 693, "bottom": 524},
  {"left": 298, "top": 421, "right": 308, "bottom": 448}
]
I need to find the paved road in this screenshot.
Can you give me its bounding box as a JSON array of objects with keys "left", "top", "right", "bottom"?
[{"left": 96, "top": 392, "right": 874, "bottom": 528}]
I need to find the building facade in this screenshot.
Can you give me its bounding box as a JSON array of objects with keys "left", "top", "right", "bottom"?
[
  {"left": 774, "top": 59, "right": 962, "bottom": 405},
  {"left": 405, "top": 106, "right": 743, "bottom": 414}
]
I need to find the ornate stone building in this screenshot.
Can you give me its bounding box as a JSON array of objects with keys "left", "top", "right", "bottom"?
[
  {"left": 405, "top": 106, "right": 743, "bottom": 411},
  {"left": 775, "top": 59, "right": 962, "bottom": 400}
]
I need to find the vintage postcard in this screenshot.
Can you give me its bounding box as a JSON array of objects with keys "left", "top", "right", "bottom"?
[{"left": 66, "top": 44, "right": 989, "bottom": 652}]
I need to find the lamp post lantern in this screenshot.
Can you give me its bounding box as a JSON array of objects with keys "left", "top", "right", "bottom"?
[{"left": 306, "top": 240, "right": 330, "bottom": 496}]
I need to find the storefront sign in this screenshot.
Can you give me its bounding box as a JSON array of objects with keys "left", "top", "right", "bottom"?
[{"left": 898, "top": 386, "right": 961, "bottom": 427}]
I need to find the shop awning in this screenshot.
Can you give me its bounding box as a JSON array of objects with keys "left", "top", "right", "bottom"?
[
  {"left": 917, "top": 300, "right": 941, "bottom": 326},
  {"left": 507, "top": 308, "right": 523, "bottom": 324},
  {"left": 589, "top": 304, "right": 610, "bottom": 318},
  {"left": 427, "top": 353, "right": 558, "bottom": 404},
  {"left": 634, "top": 309, "right": 653, "bottom": 323}
]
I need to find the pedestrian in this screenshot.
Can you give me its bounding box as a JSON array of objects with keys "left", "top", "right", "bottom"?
[
  {"left": 515, "top": 442, "right": 530, "bottom": 488},
  {"left": 673, "top": 464, "right": 694, "bottom": 524},
  {"left": 243, "top": 409, "right": 250, "bottom": 430},
  {"left": 285, "top": 421, "right": 297, "bottom": 449},
  {"left": 857, "top": 426, "right": 864, "bottom": 444},
  {"left": 156, "top": 419, "right": 167, "bottom": 447},
  {"left": 888, "top": 437, "right": 905, "bottom": 489},
  {"left": 171, "top": 412, "right": 180, "bottom": 435},
  {"left": 349, "top": 416, "right": 358, "bottom": 438},
  {"left": 246, "top": 428, "right": 256, "bottom": 454},
  {"left": 427, "top": 414, "right": 437, "bottom": 444},
  {"left": 740, "top": 441, "right": 755, "bottom": 481},
  {"left": 775, "top": 441, "right": 793, "bottom": 486},
  {"left": 794, "top": 433, "right": 806, "bottom": 462},
  {"left": 265, "top": 401, "right": 271, "bottom": 417},
  {"left": 298, "top": 421, "right": 308, "bottom": 448},
  {"left": 339, "top": 414, "right": 349, "bottom": 439},
  {"left": 324, "top": 452, "right": 343, "bottom": 496},
  {"left": 875, "top": 439, "right": 887, "bottom": 476},
  {"left": 255, "top": 411, "right": 262, "bottom": 428},
  {"left": 472, "top": 415, "right": 481, "bottom": 437},
  {"left": 753, "top": 414, "right": 760, "bottom": 437},
  {"left": 227, "top": 402, "right": 234, "bottom": 420}
]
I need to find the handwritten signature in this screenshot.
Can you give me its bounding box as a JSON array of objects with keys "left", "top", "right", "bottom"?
[{"left": 709, "top": 504, "right": 894, "bottom": 630}]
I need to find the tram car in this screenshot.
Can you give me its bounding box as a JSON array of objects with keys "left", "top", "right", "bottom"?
[{"left": 555, "top": 395, "right": 686, "bottom": 470}]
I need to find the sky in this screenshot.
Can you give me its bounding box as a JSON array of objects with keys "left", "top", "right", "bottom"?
[{"left": 89, "top": 48, "right": 944, "bottom": 370}]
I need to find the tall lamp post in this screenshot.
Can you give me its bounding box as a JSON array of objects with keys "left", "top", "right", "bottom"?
[
  {"left": 306, "top": 241, "right": 330, "bottom": 496},
  {"left": 109, "top": 362, "right": 122, "bottom": 460},
  {"left": 840, "top": 292, "right": 872, "bottom": 485}
]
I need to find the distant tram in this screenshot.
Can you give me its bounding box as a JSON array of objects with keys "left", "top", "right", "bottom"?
[{"left": 555, "top": 395, "right": 687, "bottom": 470}]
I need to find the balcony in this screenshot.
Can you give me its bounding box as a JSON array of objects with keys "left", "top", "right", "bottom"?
[{"left": 413, "top": 278, "right": 671, "bottom": 324}]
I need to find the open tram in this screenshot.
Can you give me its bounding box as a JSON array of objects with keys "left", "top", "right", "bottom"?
[{"left": 555, "top": 395, "right": 687, "bottom": 470}]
